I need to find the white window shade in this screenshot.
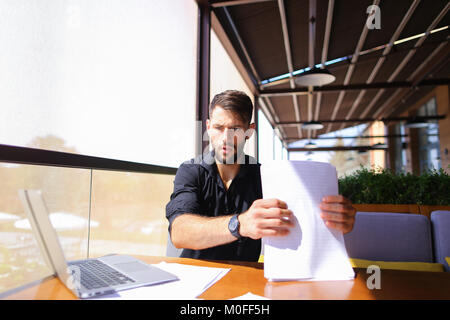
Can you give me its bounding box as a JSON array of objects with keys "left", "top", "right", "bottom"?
[{"left": 0, "top": 0, "right": 198, "bottom": 167}]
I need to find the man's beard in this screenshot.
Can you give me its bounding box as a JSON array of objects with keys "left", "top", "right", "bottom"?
[{"left": 214, "top": 144, "right": 245, "bottom": 165}]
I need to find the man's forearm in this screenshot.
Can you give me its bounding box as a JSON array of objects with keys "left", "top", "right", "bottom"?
[{"left": 170, "top": 214, "right": 237, "bottom": 250}]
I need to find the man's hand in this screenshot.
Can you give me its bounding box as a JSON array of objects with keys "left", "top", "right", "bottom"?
[
  {"left": 319, "top": 195, "right": 356, "bottom": 234},
  {"left": 239, "top": 196, "right": 356, "bottom": 240},
  {"left": 239, "top": 198, "right": 294, "bottom": 239}
]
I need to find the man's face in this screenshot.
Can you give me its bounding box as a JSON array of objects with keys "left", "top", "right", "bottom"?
[{"left": 206, "top": 106, "right": 254, "bottom": 164}]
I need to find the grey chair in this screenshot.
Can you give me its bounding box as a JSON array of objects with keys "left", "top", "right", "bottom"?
[
  {"left": 430, "top": 210, "right": 450, "bottom": 272},
  {"left": 166, "top": 233, "right": 183, "bottom": 257},
  {"left": 344, "top": 211, "right": 434, "bottom": 262}
]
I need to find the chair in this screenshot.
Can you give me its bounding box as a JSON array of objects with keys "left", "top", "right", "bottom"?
[
  {"left": 430, "top": 210, "right": 450, "bottom": 272},
  {"left": 344, "top": 211, "right": 434, "bottom": 262},
  {"left": 166, "top": 234, "right": 183, "bottom": 258}
]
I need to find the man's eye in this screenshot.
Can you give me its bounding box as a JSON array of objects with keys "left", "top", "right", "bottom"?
[{"left": 213, "top": 126, "right": 243, "bottom": 132}]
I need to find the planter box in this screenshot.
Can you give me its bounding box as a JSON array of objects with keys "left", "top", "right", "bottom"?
[
  {"left": 353, "top": 204, "right": 421, "bottom": 214},
  {"left": 353, "top": 204, "right": 450, "bottom": 219},
  {"left": 419, "top": 205, "right": 450, "bottom": 219}
]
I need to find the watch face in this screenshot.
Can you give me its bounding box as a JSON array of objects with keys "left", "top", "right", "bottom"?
[
  {"left": 230, "top": 217, "right": 239, "bottom": 231},
  {"left": 229, "top": 216, "right": 239, "bottom": 233}
]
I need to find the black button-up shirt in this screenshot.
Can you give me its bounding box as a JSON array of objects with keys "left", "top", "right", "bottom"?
[{"left": 165, "top": 151, "right": 262, "bottom": 261}]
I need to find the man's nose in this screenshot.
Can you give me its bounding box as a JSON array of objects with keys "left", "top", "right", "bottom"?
[{"left": 222, "top": 128, "right": 235, "bottom": 142}]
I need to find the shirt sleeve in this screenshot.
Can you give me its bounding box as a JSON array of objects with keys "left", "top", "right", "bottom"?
[{"left": 165, "top": 162, "right": 201, "bottom": 234}]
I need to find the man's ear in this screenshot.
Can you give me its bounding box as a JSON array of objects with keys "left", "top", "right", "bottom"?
[
  {"left": 206, "top": 119, "right": 210, "bottom": 131},
  {"left": 245, "top": 123, "right": 256, "bottom": 139}
]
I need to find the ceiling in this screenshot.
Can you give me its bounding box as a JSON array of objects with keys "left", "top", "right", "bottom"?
[{"left": 209, "top": 0, "right": 450, "bottom": 146}]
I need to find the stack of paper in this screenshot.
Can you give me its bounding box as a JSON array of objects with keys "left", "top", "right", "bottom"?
[
  {"left": 94, "top": 262, "right": 230, "bottom": 300},
  {"left": 260, "top": 160, "right": 355, "bottom": 281}
]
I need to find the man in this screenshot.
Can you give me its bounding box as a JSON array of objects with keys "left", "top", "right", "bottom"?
[{"left": 166, "top": 90, "right": 356, "bottom": 261}]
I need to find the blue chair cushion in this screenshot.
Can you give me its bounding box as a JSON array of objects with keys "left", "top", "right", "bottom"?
[
  {"left": 430, "top": 210, "right": 450, "bottom": 272},
  {"left": 344, "top": 212, "right": 433, "bottom": 262}
]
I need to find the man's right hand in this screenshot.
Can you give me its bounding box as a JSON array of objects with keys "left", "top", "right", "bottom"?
[{"left": 238, "top": 198, "right": 294, "bottom": 239}]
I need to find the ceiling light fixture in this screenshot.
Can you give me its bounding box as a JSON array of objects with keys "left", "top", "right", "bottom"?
[
  {"left": 294, "top": 67, "right": 336, "bottom": 86},
  {"left": 304, "top": 141, "right": 318, "bottom": 149},
  {"left": 372, "top": 142, "right": 387, "bottom": 149},
  {"left": 302, "top": 120, "right": 325, "bottom": 130}
]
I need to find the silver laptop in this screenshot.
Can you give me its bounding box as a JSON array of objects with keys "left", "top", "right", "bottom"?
[{"left": 18, "top": 189, "right": 178, "bottom": 299}]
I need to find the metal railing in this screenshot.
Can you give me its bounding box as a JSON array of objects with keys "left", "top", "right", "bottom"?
[{"left": 0, "top": 144, "right": 178, "bottom": 175}]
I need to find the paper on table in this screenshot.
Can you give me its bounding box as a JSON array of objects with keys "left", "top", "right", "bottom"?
[
  {"left": 260, "top": 160, "right": 355, "bottom": 281},
  {"left": 93, "top": 262, "right": 230, "bottom": 300},
  {"left": 229, "top": 292, "right": 270, "bottom": 300}
]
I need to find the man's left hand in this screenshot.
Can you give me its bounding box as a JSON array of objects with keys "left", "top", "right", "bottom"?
[{"left": 319, "top": 195, "right": 356, "bottom": 234}]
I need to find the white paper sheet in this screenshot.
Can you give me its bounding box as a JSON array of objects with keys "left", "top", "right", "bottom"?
[
  {"left": 93, "top": 262, "right": 230, "bottom": 300},
  {"left": 260, "top": 160, "right": 355, "bottom": 281},
  {"left": 229, "top": 292, "right": 270, "bottom": 300}
]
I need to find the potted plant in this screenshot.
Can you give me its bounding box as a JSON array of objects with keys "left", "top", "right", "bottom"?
[{"left": 338, "top": 166, "right": 450, "bottom": 218}]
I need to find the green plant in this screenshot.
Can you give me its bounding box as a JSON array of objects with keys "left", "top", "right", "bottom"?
[{"left": 338, "top": 166, "right": 450, "bottom": 205}]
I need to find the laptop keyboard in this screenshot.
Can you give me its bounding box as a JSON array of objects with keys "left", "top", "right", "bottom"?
[{"left": 69, "top": 259, "right": 135, "bottom": 290}]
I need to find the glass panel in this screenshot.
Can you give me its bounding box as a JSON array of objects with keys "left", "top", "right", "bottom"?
[
  {"left": 258, "top": 109, "right": 276, "bottom": 163},
  {"left": 273, "top": 133, "right": 284, "bottom": 160},
  {"left": 88, "top": 170, "right": 174, "bottom": 258},
  {"left": 0, "top": 0, "right": 197, "bottom": 167},
  {"left": 286, "top": 123, "right": 373, "bottom": 176},
  {"left": 394, "top": 123, "right": 407, "bottom": 173},
  {"left": 0, "top": 163, "right": 90, "bottom": 294},
  {"left": 417, "top": 97, "right": 441, "bottom": 172},
  {"left": 329, "top": 150, "right": 371, "bottom": 178}
]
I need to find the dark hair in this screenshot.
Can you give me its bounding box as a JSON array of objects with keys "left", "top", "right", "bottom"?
[{"left": 209, "top": 90, "right": 253, "bottom": 125}]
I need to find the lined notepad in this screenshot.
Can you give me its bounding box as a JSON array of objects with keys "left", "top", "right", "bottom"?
[{"left": 261, "top": 161, "right": 355, "bottom": 281}]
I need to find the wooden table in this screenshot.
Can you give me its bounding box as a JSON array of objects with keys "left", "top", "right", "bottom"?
[{"left": 4, "top": 256, "right": 450, "bottom": 300}]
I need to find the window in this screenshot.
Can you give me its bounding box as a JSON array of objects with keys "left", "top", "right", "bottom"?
[
  {"left": 89, "top": 170, "right": 174, "bottom": 258},
  {"left": 257, "top": 109, "right": 288, "bottom": 163},
  {"left": 0, "top": 163, "right": 90, "bottom": 293},
  {"left": 0, "top": 0, "right": 198, "bottom": 167},
  {"left": 0, "top": 0, "right": 193, "bottom": 295},
  {"left": 417, "top": 97, "right": 441, "bottom": 172},
  {"left": 393, "top": 123, "right": 407, "bottom": 173},
  {"left": 0, "top": 161, "right": 175, "bottom": 295},
  {"left": 288, "top": 124, "right": 372, "bottom": 177}
]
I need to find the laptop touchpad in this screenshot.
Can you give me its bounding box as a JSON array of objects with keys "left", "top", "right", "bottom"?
[{"left": 114, "top": 261, "right": 149, "bottom": 273}]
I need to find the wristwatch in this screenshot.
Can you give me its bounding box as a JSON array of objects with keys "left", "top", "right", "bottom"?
[{"left": 228, "top": 214, "right": 242, "bottom": 240}]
